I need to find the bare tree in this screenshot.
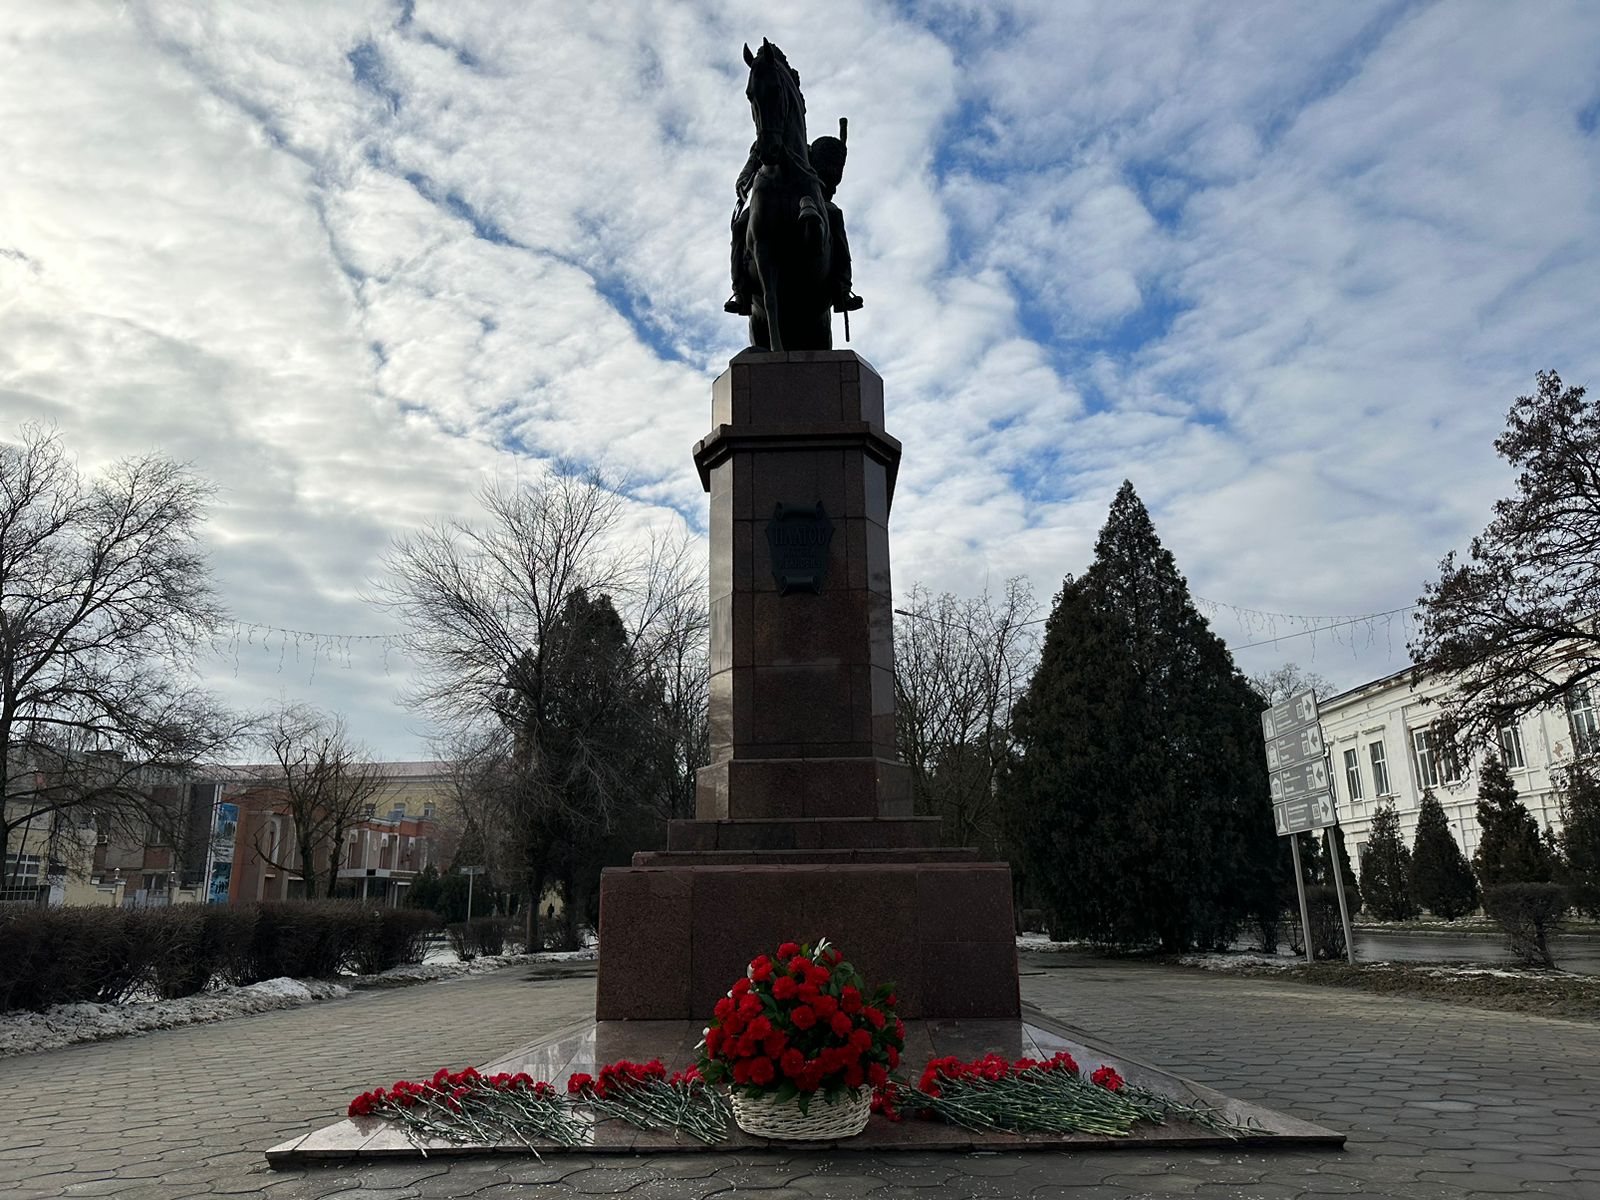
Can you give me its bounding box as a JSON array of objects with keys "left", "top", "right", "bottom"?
[
  {"left": 371, "top": 469, "right": 706, "bottom": 947},
  {"left": 894, "top": 578, "right": 1039, "bottom": 854},
  {"left": 1, "top": 424, "right": 240, "bottom": 888},
  {"left": 1248, "top": 662, "right": 1336, "bottom": 706},
  {"left": 241, "top": 703, "right": 386, "bottom": 898},
  {"left": 1414, "top": 370, "right": 1600, "bottom": 757}
]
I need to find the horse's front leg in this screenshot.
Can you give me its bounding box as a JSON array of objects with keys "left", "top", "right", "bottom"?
[{"left": 752, "top": 238, "right": 782, "bottom": 351}]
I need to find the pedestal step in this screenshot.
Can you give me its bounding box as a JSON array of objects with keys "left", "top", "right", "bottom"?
[
  {"left": 632, "top": 847, "right": 981, "bottom": 867},
  {"left": 666, "top": 815, "right": 943, "bottom": 851}
]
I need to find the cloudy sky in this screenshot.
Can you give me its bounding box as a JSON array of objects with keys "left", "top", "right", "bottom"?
[{"left": 4, "top": 1, "right": 1599, "bottom": 758}]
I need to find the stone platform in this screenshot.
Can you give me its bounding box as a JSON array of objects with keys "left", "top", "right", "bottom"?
[{"left": 264, "top": 1004, "right": 1344, "bottom": 1164}]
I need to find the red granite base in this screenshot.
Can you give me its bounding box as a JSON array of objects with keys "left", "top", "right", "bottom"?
[{"left": 594, "top": 860, "right": 1019, "bottom": 1021}]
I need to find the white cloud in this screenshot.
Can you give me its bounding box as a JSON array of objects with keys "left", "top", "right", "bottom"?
[{"left": 2, "top": 1, "right": 1598, "bottom": 753}]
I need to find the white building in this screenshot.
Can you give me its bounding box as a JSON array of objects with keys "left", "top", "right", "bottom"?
[{"left": 1318, "top": 667, "right": 1592, "bottom": 874}]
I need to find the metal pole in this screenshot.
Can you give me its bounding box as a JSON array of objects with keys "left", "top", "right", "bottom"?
[
  {"left": 1290, "top": 835, "right": 1313, "bottom": 965},
  {"left": 1326, "top": 824, "right": 1357, "bottom": 965},
  {"left": 466, "top": 871, "right": 475, "bottom": 921}
]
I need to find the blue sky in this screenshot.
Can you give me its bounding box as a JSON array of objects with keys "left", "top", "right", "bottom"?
[{"left": 3, "top": 1, "right": 1599, "bottom": 756}]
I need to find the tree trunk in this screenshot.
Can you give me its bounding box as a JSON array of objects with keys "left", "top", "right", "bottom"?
[
  {"left": 525, "top": 864, "right": 546, "bottom": 951},
  {"left": 300, "top": 838, "right": 319, "bottom": 900},
  {"left": 559, "top": 862, "right": 580, "bottom": 951},
  {"left": 325, "top": 837, "right": 344, "bottom": 898}
]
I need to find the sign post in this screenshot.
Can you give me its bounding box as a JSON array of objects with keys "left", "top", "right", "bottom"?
[
  {"left": 1324, "top": 826, "right": 1356, "bottom": 965},
  {"left": 461, "top": 865, "right": 486, "bottom": 920},
  {"left": 1287, "top": 834, "right": 1313, "bottom": 966},
  {"left": 1260, "top": 688, "right": 1354, "bottom": 964}
]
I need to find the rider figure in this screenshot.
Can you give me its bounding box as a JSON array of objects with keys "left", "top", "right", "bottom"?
[{"left": 725, "top": 121, "right": 864, "bottom": 319}]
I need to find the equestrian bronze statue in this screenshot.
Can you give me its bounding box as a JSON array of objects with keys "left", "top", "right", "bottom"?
[{"left": 726, "top": 40, "right": 863, "bottom": 352}]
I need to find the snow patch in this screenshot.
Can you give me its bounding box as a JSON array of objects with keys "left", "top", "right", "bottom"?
[
  {"left": 1179, "top": 952, "right": 1297, "bottom": 971},
  {"left": 0, "top": 976, "right": 351, "bottom": 1058},
  {"left": 0, "top": 945, "right": 602, "bottom": 1059},
  {"left": 1016, "top": 933, "right": 1087, "bottom": 952}
]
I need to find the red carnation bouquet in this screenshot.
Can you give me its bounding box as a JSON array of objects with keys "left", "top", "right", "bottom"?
[{"left": 697, "top": 936, "right": 903, "bottom": 1126}]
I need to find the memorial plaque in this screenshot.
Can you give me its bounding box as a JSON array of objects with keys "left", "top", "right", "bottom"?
[{"left": 765, "top": 502, "right": 835, "bottom": 594}]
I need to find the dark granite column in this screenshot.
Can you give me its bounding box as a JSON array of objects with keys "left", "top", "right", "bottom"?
[{"left": 691, "top": 349, "right": 911, "bottom": 825}]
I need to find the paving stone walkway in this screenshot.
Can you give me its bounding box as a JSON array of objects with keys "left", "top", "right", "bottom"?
[{"left": 1, "top": 953, "right": 1595, "bottom": 1199}]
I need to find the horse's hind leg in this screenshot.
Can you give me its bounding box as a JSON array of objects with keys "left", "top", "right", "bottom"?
[{"left": 748, "top": 302, "right": 769, "bottom": 353}]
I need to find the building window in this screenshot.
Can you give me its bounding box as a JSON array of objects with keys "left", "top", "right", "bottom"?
[
  {"left": 361, "top": 803, "right": 377, "bottom": 818},
  {"left": 1568, "top": 686, "right": 1599, "bottom": 757},
  {"left": 4, "top": 853, "right": 42, "bottom": 886},
  {"left": 422, "top": 803, "right": 435, "bottom": 819},
  {"left": 1343, "top": 748, "right": 1363, "bottom": 800},
  {"left": 1412, "top": 727, "right": 1448, "bottom": 790},
  {"left": 1499, "top": 724, "right": 1526, "bottom": 770},
  {"left": 1370, "top": 740, "right": 1392, "bottom": 795}
]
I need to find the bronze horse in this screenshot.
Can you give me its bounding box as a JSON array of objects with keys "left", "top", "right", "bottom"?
[{"left": 734, "top": 40, "right": 837, "bottom": 352}]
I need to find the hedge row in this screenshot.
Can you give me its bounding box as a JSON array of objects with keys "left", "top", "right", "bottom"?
[{"left": 0, "top": 902, "right": 440, "bottom": 1013}]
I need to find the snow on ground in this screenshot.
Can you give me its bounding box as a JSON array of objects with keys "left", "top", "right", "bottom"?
[
  {"left": 0, "top": 978, "right": 351, "bottom": 1058},
  {"left": 1016, "top": 932, "right": 1087, "bottom": 952},
  {"left": 1179, "top": 951, "right": 1598, "bottom": 982},
  {"left": 378, "top": 946, "right": 596, "bottom": 983},
  {"left": 1179, "top": 952, "right": 1298, "bottom": 971},
  {"left": 0, "top": 947, "right": 599, "bottom": 1059}
]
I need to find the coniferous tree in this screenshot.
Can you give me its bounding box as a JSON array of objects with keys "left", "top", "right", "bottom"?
[
  {"left": 1360, "top": 804, "right": 1417, "bottom": 920},
  {"left": 1559, "top": 764, "right": 1600, "bottom": 916},
  {"left": 1473, "top": 754, "right": 1552, "bottom": 888},
  {"left": 1410, "top": 790, "right": 1479, "bottom": 918},
  {"left": 1293, "top": 832, "right": 1322, "bottom": 884},
  {"left": 1002, "top": 482, "right": 1283, "bottom": 951},
  {"left": 1326, "top": 825, "right": 1363, "bottom": 914}
]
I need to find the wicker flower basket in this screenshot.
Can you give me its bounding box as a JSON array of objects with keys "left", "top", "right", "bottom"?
[{"left": 731, "top": 1087, "right": 871, "bottom": 1141}]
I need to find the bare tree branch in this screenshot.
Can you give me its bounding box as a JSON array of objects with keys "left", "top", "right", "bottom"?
[{"left": 1, "top": 424, "right": 243, "bottom": 888}]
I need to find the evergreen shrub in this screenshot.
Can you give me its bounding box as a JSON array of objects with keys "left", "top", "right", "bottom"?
[
  {"left": 1360, "top": 804, "right": 1418, "bottom": 920},
  {"left": 1558, "top": 766, "right": 1600, "bottom": 917},
  {"left": 1482, "top": 882, "right": 1567, "bottom": 968},
  {"left": 1410, "top": 790, "right": 1480, "bottom": 918},
  {"left": 1474, "top": 755, "right": 1553, "bottom": 888}
]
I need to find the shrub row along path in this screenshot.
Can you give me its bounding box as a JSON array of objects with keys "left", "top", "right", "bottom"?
[{"left": 1, "top": 953, "right": 1596, "bottom": 1199}]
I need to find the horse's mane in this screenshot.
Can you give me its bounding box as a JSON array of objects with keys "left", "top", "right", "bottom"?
[{"left": 750, "top": 43, "right": 823, "bottom": 190}]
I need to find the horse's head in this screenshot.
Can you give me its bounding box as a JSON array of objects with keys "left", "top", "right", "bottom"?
[{"left": 743, "top": 38, "right": 806, "bottom": 165}]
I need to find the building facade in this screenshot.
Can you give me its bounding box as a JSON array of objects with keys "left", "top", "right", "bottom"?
[
  {"left": 224, "top": 760, "right": 462, "bottom": 906},
  {"left": 1319, "top": 668, "right": 1584, "bottom": 875}
]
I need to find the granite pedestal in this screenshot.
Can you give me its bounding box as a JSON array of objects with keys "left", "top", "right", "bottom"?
[{"left": 596, "top": 351, "right": 1021, "bottom": 1021}]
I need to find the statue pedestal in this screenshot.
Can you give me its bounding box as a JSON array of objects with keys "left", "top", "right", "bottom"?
[{"left": 596, "top": 351, "right": 1020, "bottom": 1021}]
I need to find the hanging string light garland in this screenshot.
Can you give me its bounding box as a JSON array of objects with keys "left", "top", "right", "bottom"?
[
  {"left": 892, "top": 596, "right": 1422, "bottom": 660},
  {"left": 215, "top": 621, "right": 406, "bottom": 683},
  {"left": 220, "top": 596, "right": 1422, "bottom": 687}
]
